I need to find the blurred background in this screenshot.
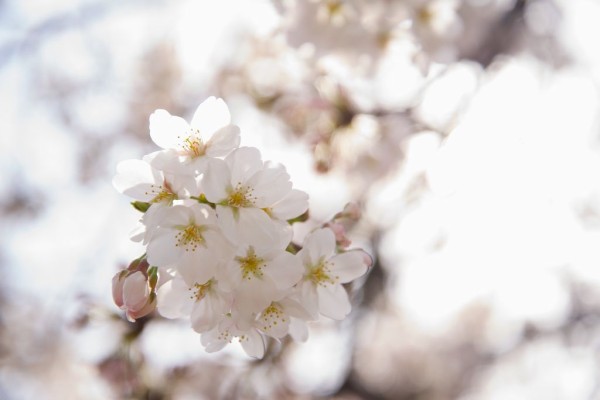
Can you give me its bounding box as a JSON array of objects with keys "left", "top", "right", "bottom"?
[{"left": 2, "top": 0, "right": 600, "bottom": 399}]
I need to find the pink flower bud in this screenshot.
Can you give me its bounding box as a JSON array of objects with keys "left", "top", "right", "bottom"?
[
  {"left": 111, "top": 270, "right": 128, "bottom": 308},
  {"left": 112, "top": 258, "right": 158, "bottom": 322},
  {"left": 122, "top": 271, "right": 156, "bottom": 321},
  {"left": 325, "top": 221, "right": 352, "bottom": 248}
]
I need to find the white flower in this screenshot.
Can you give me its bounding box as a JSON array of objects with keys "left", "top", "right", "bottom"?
[
  {"left": 149, "top": 97, "right": 241, "bottom": 173},
  {"left": 112, "top": 154, "right": 194, "bottom": 205},
  {"left": 146, "top": 202, "right": 231, "bottom": 283},
  {"left": 113, "top": 95, "right": 373, "bottom": 359},
  {"left": 157, "top": 272, "right": 231, "bottom": 333},
  {"left": 296, "top": 228, "right": 370, "bottom": 320},
  {"left": 202, "top": 146, "right": 308, "bottom": 246},
  {"left": 201, "top": 314, "right": 267, "bottom": 358},
  {"left": 255, "top": 297, "right": 311, "bottom": 340},
  {"left": 200, "top": 297, "right": 310, "bottom": 358},
  {"left": 218, "top": 241, "right": 303, "bottom": 319}
]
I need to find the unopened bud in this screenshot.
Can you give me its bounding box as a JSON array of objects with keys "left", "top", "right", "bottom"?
[
  {"left": 112, "top": 256, "right": 160, "bottom": 322},
  {"left": 111, "top": 270, "right": 128, "bottom": 308},
  {"left": 325, "top": 221, "right": 352, "bottom": 248}
]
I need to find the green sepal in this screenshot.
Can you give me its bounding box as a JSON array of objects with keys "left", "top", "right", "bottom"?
[
  {"left": 286, "top": 242, "right": 301, "bottom": 255},
  {"left": 131, "top": 201, "right": 151, "bottom": 213},
  {"left": 191, "top": 194, "right": 216, "bottom": 209},
  {"left": 287, "top": 210, "right": 309, "bottom": 225},
  {"left": 147, "top": 266, "right": 159, "bottom": 290}
]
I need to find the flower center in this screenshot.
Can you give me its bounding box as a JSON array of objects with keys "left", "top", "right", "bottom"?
[
  {"left": 218, "top": 329, "right": 233, "bottom": 343},
  {"left": 226, "top": 183, "right": 256, "bottom": 208},
  {"left": 189, "top": 280, "right": 213, "bottom": 302},
  {"left": 259, "top": 303, "right": 287, "bottom": 332},
  {"left": 307, "top": 258, "right": 338, "bottom": 287},
  {"left": 145, "top": 183, "right": 177, "bottom": 204},
  {"left": 175, "top": 224, "right": 205, "bottom": 251},
  {"left": 178, "top": 128, "right": 205, "bottom": 158},
  {"left": 183, "top": 137, "right": 204, "bottom": 157},
  {"left": 236, "top": 247, "right": 265, "bottom": 280}
]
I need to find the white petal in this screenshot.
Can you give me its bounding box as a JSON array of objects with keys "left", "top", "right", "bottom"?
[
  {"left": 113, "top": 159, "right": 156, "bottom": 200},
  {"left": 258, "top": 304, "right": 289, "bottom": 339},
  {"left": 317, "top": 284, "right": 351, "bottom": 320},
  {"left": 203, "top": 229, "right": 234, "bottom": 259},
  {"left": 191, "top": 295, "right": 220, "bottom": 333},
  {"left": 146, "top": 229, "right": 181, "bottom": 267},
  {"left": 270, "top": 189, "right": 309, "bottom": 221},
  {"left": 177, "top": 250, "right": 217, "bottom": 285},
  {"left": 249, "top": 163, "right": 292, "bottom": 207},
  {"left": 206, "top": 125, "right": 241, "bottom": 157},
  {"left": 190, "top": 97, "right": 231, "bottom": 136},
  {"left": 201, "top": 328, "right": 229, "bottom": 352},
  {"left": 230, "top": 306, "right": 257, "bottom": 332},
  {"left": 279, "top": 297, "right": 312, "bottom": 320},
  {"left": 156, "top": 278, "right": 194, "bottom": 319},
  {"left": 298, "top": 281, "right": 319, "bottom": 320},
  {"left": 240, "top": 329, "right": 265, "bottom": 359},
  {"left": 235, "top": 280, "right": 276, "bottom": 315},
  {"left": 157, "top": 266, "right": 175, "bottom": 287},
  {"left": 141, "top": 204, "right": 170, "bottom": 233},
  {"left": 187, "top": 156, "right": 210, "bottom": 177},
  {"left": 226, "top": 147, "right": 263, "bottom": 186},
  {"left": 163, "top": 204, "right": 194, "bottom": 227},
  {"left": 149, "top": 109, "right": 190, "bottom": 150},
  {"left": 187, "top": 203, "right": 215, "bottom": 227},
  {"left": 330, "top": 250, "right": 369, "bottom": 283},
  {"left": 146, "top": 149, "right": 193, "bottom": 178},
  {"left": 166, "top": 173, "right": 197, "bottom": 199},
  {"left": 238, "top": 208, "right": 292, "bottom": 249},
  {"left": 215, "top": 205, "right": 239, "bottom": 244},
  {"left": 303, "top": 228, "right": 336, "bottom": 264},
  {"left": 288, "top": 317, "right": 309, "bottom": 342},
  {"left": 264, "top": 252, "right": 303, "bottom": 290},
  {"left": 129, "top": 223, "right": 146, "bottom": 243},
  {"left": 216, "top": 258, "right": 242, "bottom": 291},
  {"left": 202, "top": 158, "right": 230, "bottom": 203}
]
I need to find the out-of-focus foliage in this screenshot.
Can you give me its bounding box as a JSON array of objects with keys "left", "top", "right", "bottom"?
[{"left": 1, "top": 0, "right": 600, "bottom": 399}]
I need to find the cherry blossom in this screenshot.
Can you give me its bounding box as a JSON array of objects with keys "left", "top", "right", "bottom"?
[
  {"left": 113, "top": 97, "right": 371, "bottom": 358},
  {"left": 149, "top": 96, "right": 241, "bottom": 174},
  {"left": 201, "top": 314, "right": 267, "bottom": 358},
  {"left": 296, "top": 227, "right": 370, "bottom": 320},
  {"left": 157, "top": 273, "right": 231, "bottom": 334},
  {"left": 145, "top": 202, "right": 230, "bottom": 283},
  {"left": 202, "top": 146, "right": 308, "bottom": 245},
  {"left": 112, "top": 154, "right": 194, "bottom": 205},
  {"left": 218, "top": 240, "right": 303, "bottom": 319},
  {"left": 112, "top": 257, "right": 168, "bottom": 322}
]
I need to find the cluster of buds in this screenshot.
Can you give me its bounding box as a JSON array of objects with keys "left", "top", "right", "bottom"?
[{"left": 112, "top": 97, "right": 371, "bottom": 358}]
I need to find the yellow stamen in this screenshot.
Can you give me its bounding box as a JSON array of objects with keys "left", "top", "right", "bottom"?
[
  {"left": 175, "top": 224, "right": 205, "bottom": 251},
  {"left": 145, "top": 183, "right": 177, "bottom": 205},
  {"left": 260, "top": 303, "right": 286, "bottom": 332},
  {"left": 177, "top": 128, "right": 205, "bottom": 158},
  {"left": 307, "top": 258, "right": 338, "bottom": 287},
  {"left": 189, "top": 280, "right": 213, "bottom": 301},
  {"left": 236, "top": 247, "right": 265, "bottom": 280},
  {"left": 226, "top": 183, "right": 256, "bottom": 208}
]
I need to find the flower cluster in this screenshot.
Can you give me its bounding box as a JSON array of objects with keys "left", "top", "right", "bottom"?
[{"left": 112, "top": 97, "right": 371, "bottom": 357}]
